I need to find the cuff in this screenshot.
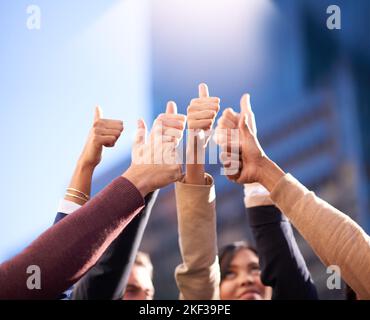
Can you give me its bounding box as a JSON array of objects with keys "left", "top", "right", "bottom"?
[
  {"left": 244, "top": 183, "right": 274, "bottom": 208},
  {"left": 57, "top": 199, "right": 82, "bottom": 215},
  {"left": 176, "top": 173, "right": 216, "bottom": 204}
]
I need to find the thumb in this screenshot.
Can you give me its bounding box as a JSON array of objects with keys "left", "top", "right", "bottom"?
[
  {"left": 198, "top": 83, "right": 209, "bottom": 98},
  {"left": 238, "top": 112, "right": 253, "bottom": 138},
  {"left": 240, "top": 94, "right": 250, "bottom": 115},
  {"left": 94, "top": 105, "right": 103, "bottom": 122},
  {"left": 166, "top": 101, "right": 178, "bottom": 115},
  {"left": 135, "top": 119, "right": 147, "bottom": 145},
  {"left": 240, "top": 93, "right": 257, "bottom": 134}
]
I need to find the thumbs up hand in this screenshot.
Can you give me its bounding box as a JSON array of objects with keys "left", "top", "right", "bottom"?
[
  {"left": 79, "top": 106, "right": 124, "bottom": 169},
  {"left": 123, "top": 102, "right": 186, "bottom": 197},
  {"left": 214, "top": 95, "right": 247, "bottom": 178},
  {"left": 150, "top": 101, "right": 187, "bottom": 148},
  {"left": 187, "top": 83, "right": 220, "bottom": 148},
  {"left": 232, "top": 94, "right": 267, "bottom": 184},
  {"left": 215, "top": 93, "right": 268, "bottom": 184}
]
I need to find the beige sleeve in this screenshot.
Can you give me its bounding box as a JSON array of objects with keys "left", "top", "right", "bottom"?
[
  {"left": 270, "top": 174, "right": 370, "bottom": 299},
  {"left": 174, "top": 173, "right": 220, "bottom": 300}
]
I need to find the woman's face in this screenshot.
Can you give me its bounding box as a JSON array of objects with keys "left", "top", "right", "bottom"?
[{"left": 220, "top": 248, "right": 272, "bottom": 300}]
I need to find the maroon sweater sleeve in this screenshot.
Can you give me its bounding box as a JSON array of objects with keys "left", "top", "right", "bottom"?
[{"left": 0, "top": 176, "right": 145, "bottom": 299}]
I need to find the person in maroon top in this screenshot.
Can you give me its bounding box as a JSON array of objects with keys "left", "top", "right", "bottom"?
[{"left": 0, "top": 101, "right": 186, "bottom": 300}]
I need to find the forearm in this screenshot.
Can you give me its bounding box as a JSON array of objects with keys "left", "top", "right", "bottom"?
[
  {"left": 185, "top": 137, "right": 206, "bottom": 185},
  {"left": 248, "top": 206, "right": 318, "bottom": 300},
  {"left": 175, "top": 175, "right": 220, "bottom": 300},
  {"left": 258, "top": 157, "right": 286, "bottom": 192},
  {"left": 0, "top": 177, "right": 144, "bottom": 299},
  {"left": 72, "top": 190, "right": 158, "bottom": 300},
  {"left": 270, "top": 173, "right": 370, "bottom": 299},
  {"left": 243, "top": 183, "right": 317, "bottom": 299},
  {"left": 186, "top": 164, "right": 205, "bottom": 185},
  {"left": 64, "top": 161, "right": 95, "bottom": 205}
]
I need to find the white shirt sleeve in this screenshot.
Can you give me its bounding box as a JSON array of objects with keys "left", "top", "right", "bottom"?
[
  {"left": 57, "top": 199, "right": 82, "bottom": 215},
  {"left": 243, "top": 183, "right": 274, "bottom": 208}
]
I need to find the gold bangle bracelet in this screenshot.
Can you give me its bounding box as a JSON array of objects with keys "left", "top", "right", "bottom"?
[
  {"left": 65, "top": 192, "right": 88, "bottom": 203},
  {"left": 66, "top": 188, "right": 90, "bottom": 200}
]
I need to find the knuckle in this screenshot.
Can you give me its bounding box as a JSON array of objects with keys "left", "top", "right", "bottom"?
[
  {"left": 224, "top": 108, "right": 233, "bottom": 116},
  {"left": 93, "top": 120, "right": 102, "bottom": 128}
]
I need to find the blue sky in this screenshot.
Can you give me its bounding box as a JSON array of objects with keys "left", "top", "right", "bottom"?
[{"left": 0, "top": 0, "right": 151, "bottom": 262}]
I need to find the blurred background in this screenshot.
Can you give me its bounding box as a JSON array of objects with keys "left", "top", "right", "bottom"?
[{"left": 1, "top": 0, "right": 370, "bottom": 299}]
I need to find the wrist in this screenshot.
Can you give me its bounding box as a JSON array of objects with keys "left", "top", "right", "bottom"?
[
  {"left": 186, "top": 136, "right": 206, "bottom": 165},
  {"left": 66, "top": 162, "right": 94, "bottom": 206},
  {"left": 258, "top": 156, "right": 285, "bottom": 192},
  {"left": 77, "top": 158, "right": 97, "bottom": 172},
  {"left": 185, "top": 136, "right": 206, "bottom": 185},
  {"left": 122, "top": 167, "right": 151, "bottom": 198},
  {"left": 185, "top": 164, "right": 206, "bottom": 185}
]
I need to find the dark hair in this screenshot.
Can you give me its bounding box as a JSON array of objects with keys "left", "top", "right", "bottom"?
[{"left": 219, "top": 241, "right": 258, "bottom": 281}]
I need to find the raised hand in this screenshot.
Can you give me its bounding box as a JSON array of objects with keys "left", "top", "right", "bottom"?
[
  {"left": 65, "top": 106, "right": 124, "bottom": 205},
  {"left": 232, "top": 94, "right": 266, "bottom": 184},
  {"left": 215, "top": 109, "right": 239, "bottom": 146},
  {"left": 184, "top": 83, "right": 220, "bottom": 184},
  {"left": 187, "top": 83, "right": 220, "bottom": 150},
  {"left": 79, "top": 106, "right": 124, "bottom": 169},
  {"left": 217, "top": 94, "right": 284, "bottom": 189},
  {"left": 123, "top": 102, "right": 187, "bottom": 196},
  {"left": 214, "top": 95, "right": 247, "bottom": 178}
]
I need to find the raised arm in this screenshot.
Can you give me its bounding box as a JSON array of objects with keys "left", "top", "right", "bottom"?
[
  {"left": 175, "top": 83, "right": 221, "bottom": 300},
  {"left": 217, "top": 93, "right": 370, "bottom": 300},
  {"left": 54, "top": 106, "right": 124, "bottom": 222},
  {"left": 71, "top": 191, "right": 158, "bottom": 300},
  {"left": 50, "top": 107, "right": 159, "bottom": 300},
  {"left": 55, "top": 106, "right": 124, "bottom": 223},
  {"left": 246, "top": 188, "right": 318, "bottom": 300},
  {"left": 215, "top": 96, "right": 317, "bottom": 299},
  {"left": 0, "top": 105, "right": 185, "bottom": 300},
  {"left": 73, "top": 102, "right": 186, "bottom": 300}
]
